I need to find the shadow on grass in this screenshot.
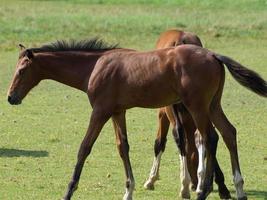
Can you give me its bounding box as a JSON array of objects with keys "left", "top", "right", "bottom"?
[
  {"left": 0, "top": 148, "right": 48, "bottom": 157},
  {"left": 214, "top": 189, "right": 267, "bottom": 199}
]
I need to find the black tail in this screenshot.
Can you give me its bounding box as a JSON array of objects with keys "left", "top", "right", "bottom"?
[
  {"left": 214, "top": 53, "right": 267, "bottom": 97},
  {"left": 172, "top": 104, "right": 186, "bottom": 156}
]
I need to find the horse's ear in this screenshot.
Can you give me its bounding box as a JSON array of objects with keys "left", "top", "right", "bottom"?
[
  {"left": 19, "top": 44, "right": 26, "bottom": 51},
  {"left": 25, "top": 49, "right": 34, "bottom": 59}
]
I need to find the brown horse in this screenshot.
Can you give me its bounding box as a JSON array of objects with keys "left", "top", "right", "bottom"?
[
  {"left": 7, "top": 38, "right": 267, "bottom": 200},
  {"left": 144, "top": 29, "right": 230, "bottom": 199}
]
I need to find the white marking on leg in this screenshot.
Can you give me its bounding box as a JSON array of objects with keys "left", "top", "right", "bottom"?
[
  {"left": 123, "top": 178, "right": 135, "bottom": 200},
  {"left": 144, "top": 151, "right": 162, "bottom": 190},
  {"left": 180, "top": 155, "right": 191, "bottom": 199},
  {"left": 196, "top": 140, "right": 206, "bottom": 194},
  {"left": 233, "top": 169, "right": 246, "bottom": 199}
]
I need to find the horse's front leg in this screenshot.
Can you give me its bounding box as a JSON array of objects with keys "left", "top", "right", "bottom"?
[
  {"left": 112, "top": 111, "right": 135, "bottom": 200},
  {"left": 144, "top": 107, "right": 169, "bottom": 190},
  {"left": 63, "top": 108, "right": 110, "bottom": 200}
]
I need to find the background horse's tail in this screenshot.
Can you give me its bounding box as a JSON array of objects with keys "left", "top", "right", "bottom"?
[{"left": 214, "top": 54, "right": 267, "bottom": 97}]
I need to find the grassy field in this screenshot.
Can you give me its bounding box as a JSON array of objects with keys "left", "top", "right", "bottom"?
[{"left": 0, "top": 0, "right": 267, "bottom": 199}]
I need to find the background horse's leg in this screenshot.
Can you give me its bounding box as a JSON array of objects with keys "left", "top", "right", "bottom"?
[
  {"left": 210, "top": 105, "right": 247, "bottom": 200},
  {"left": 171, "top": 104, "right": 191, "bottom": 199},
  {"left": 144, "top": 108, "right": 169, "bottom": 190},
  {"left": 63, "top": 109, "right": 110, "bottom": 200},
  {"left": 180, "top": 106, "right": 199, "bottom": 191},
  {"left": 112, "top": 111, "right": 135, "bottom": 200}
]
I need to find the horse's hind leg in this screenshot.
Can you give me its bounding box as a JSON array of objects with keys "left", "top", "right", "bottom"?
[
  {"left": 195, "top": 130, "right": 206, "bottom": 194},
  {"left": 63, "top": 108, "right": 110, "bottom": 200},
  {"left": 210, "top": 105, "right": 247, "bottom": 200},
  {"left": 186, "top": 109, "right": 218, "bottom": 200},
  {"left": 112, "top": 111, "right": 135, "bottom": 200},
  {"left": 144, "top": 107, "right": 169, "bottom": 190},
  {"left": 214, "top": 158, "right": 231, "bottom": 199},
  {"left": 195, "top": 129, "right": 231, "bottom": 199}
]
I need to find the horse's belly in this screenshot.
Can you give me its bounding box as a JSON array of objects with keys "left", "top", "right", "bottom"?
[{"left": 121, "top": 86, "right": 180, "bottom": 109}]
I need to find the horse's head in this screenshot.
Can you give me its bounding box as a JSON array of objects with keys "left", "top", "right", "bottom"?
[{"left": 7, "top": 44, "right": 40, "bottom": 105}]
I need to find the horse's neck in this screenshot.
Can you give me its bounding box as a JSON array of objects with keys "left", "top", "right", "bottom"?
[{"left": 36, "top": 52, "right": 102, "bottom": 92}]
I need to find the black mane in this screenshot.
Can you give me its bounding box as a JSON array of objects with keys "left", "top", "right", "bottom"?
[{"left": 29, "top": 38, "right": 118, "bottom": 53}]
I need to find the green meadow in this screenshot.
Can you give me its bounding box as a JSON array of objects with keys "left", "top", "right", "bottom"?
[{"left": 0, "top": 0, "right": 266, "bottom": 199}]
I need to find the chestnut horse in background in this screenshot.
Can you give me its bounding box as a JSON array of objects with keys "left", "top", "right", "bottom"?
[
  {"left": 144, "top": 29, "right": 230, "bottom": 199},
  {"left": 8, "top": 38, "right": 267, "bottom": 200}
]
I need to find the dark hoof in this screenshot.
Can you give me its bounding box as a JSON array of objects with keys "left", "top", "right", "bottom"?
[
  {"left": 180, "top": 191, "right": 190, "bottom": 199},
  {"left": 219, "top": 193, "right": 231, "bottom": 200},
  {"left": 62, "top": 195, "right": 71, "bottom": 200},
  {"left": 237, "top": 196, "right": 247, "bottom": 200},
  {"left": 196, "top": 193, "right": 206, "bottom": 200},
  {"left": 196, "top": 187, "right": 213, "bottom": 200},
  {"left": 218, "top": 185, "right": 231, "bottom": 199},
  {"left": 143, "top": 182, "right": 155, "bottom": 190}
]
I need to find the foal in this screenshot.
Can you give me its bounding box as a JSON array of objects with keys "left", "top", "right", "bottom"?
[
  {"left": 145, "top": 29, "right": 230, "bottom": 199},
  {"left": 8, "top": 39, "right": 266, "bottom": 200}
]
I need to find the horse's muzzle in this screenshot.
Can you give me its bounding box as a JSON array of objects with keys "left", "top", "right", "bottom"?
[{"left": 8, "top": 95, "right": 21, "bottom": 105}]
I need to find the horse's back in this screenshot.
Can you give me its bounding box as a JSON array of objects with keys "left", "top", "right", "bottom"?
[{"left": 156, "top": 29, "right": 203, "bottom": 49}]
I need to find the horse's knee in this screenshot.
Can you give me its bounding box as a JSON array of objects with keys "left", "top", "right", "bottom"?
[
  {"left": 154, "top": 137, "right": 167, "bottom": 155},
  {"left": 117, "top": 140, "right": 130, "bottom": 158},
  {"left": 126, "top": 179, "right": 135, "bottom": 190},
  {"left": 78, "top": 143, "right": 92, "bottom": 160}
]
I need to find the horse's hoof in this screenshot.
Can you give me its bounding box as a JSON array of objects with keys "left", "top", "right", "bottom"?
[
  {"left": 237, "top": 196, "right": 247, "bottom": 200},
  {"left": 220, "top": 195, "right": 231, "bottom": 200},
  {"left": 180, "top": 193, "right": 190, "bottom": 200},
  {"left": 123, "top": 195, "right": 133, "bottom": 200},
  {"left": 196, "top": 187, "right": 212, "bottom": 200},
  {"left": 196, "top": 193, "right": 206, "bottom": 200},
  {"left": 219, "top": 190, "right": 231, "bottom": 199},
  {"left": 144, "top": 181, "right": 154, "bottom": 190}
]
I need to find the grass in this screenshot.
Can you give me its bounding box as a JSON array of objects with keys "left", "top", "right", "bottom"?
[{"left": 0, "top": 0, "right": 267, "bottom": 199}]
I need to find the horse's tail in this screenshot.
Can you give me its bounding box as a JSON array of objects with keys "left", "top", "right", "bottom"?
[
  {"left": 172, "top": 104, "right": 186, "bottom": 156},
  {"left": 213, "top": 54, "right": 267, "bottom": 97}
]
